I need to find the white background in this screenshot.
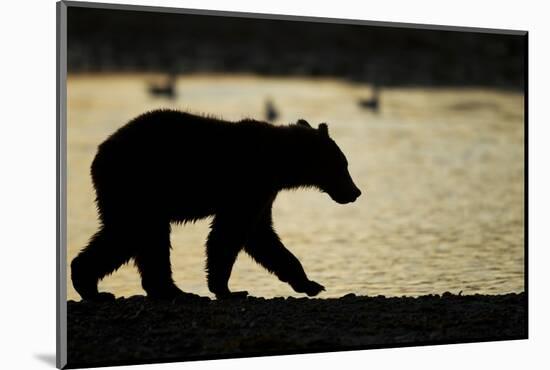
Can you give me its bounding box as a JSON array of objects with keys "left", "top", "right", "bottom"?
[{"left": 0, "top": 0, "right": 545, "bottom": 369}]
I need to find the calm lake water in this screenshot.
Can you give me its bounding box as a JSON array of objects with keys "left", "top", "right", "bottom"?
[{"left": 67, "top": 74, "right": 525, "bottom": 300}]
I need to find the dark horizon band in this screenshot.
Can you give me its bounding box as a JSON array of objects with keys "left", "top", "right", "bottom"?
[{"left": 61, "top": 0, "right": 527, "bottom": 36}]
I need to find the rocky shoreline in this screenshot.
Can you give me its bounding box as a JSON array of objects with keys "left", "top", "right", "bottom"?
[{"left": 67, "top": 292, "right": 526, "bottom": 368}]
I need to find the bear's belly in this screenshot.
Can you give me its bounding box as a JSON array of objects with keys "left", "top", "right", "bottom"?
[{"left": 166, "top": 195, "right": 217, "bottom": 223}]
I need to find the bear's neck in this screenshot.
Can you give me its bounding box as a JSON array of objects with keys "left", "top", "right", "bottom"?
[{"left": 270, "top": 126, "right": 319, "bottom": 192}]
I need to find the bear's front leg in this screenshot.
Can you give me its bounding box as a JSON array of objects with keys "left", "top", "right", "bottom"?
[
  {"left": 206, "top": 214, "right": 250, "bottom": 299},
  {"left": 244, "top": 210, "right": 325, "bottom": 297},
  {"left": 288, "top": 279, "right": 326, "bottom": 297}
]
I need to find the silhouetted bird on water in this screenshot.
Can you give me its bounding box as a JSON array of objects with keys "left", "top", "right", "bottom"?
[
  {"left": 265, "top": 99, "right": 279, "bottom": 122},
  {"left": 358, "top": 84, "right": 380, "bottom": 113},
  {"left": 148, "top": 74, "right": 177, "bottom": 99}
]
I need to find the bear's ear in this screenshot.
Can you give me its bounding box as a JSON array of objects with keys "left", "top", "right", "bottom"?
[
  {"left": 297, "top": 119, "right": 312, "bottom": 128},
  {"left": 318, "top": 123, "right": 329, "bottom": 137}
]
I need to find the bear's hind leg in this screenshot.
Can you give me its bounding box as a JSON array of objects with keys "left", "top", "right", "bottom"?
[
  {"left": 71, "top": 226, "right": 133, "bottom": 301},
  {"left": 134, "top": 223, "right": 185, "bottom": 299}
]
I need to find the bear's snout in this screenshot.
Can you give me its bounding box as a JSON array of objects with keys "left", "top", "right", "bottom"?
[
  {"left": 345, "top": 186, "right": 362, "bottom": 203},
  {"left": 351, "top": 187, "right": 362, "bottom": 201},
  {"left": 329, "top": 184, "right": 362, "bottom": 204}
]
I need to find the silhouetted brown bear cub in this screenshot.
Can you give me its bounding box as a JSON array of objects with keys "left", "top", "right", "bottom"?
[{"left": 71, "top": 110, "right": 361, "bottom": 301}]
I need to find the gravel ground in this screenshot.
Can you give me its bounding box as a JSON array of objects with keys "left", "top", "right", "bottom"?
[{"left": 66, "top": 292, "right": 526, "bottom": 368}]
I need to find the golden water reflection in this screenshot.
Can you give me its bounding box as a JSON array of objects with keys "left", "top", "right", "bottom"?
[{"left": 67, "top": 74, "right": 524, "bottom": 300}]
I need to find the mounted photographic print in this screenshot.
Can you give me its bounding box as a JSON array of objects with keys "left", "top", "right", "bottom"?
[{"left": 56, "top": 1, "right": 527, "bottom": 368}]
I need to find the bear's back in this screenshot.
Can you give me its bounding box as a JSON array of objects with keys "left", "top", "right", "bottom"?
[{"left": 91, "top": 110, "right": 279, "bottom": 202}]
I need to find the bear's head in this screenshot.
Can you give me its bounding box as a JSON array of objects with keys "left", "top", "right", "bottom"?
[{"left": 296, "top": 119, "right": 362, "bottom": 204}]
